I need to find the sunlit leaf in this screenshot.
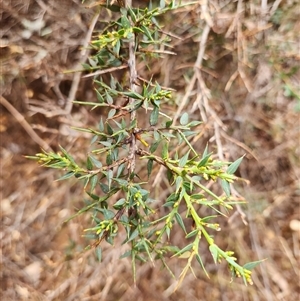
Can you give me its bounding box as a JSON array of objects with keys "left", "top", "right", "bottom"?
[
  {"left": 108, "top": 109, "right": 116, "bottom": 118},
  {"left": 179, "top": 150, "right": 190, "bottom": 167},
  {"left": 209, "top": 244, "right": 219, "bottom": 264},
  {"left": 106, "top": 91, "right": 113, "bottom": 104},
  {"left": 180, "top": 112, "right": 189, "bottom": 125},
  {"left": 99, "top": 118, "right": 104, "bottom": 132},
  {"left": 243, "top": 259, "right": 266, "bottom": 270},
  {"left": 227, "top": 155, "right": 245, "bottom": 174}
]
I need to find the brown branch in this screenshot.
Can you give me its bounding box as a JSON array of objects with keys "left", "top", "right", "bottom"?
[
  {"left": 86, "top": 157, "right": 129, "bottom": 175},
  {"left": 136, "top": 148, "right": 168, "bottom": 168},
  {"left": 65, "top": 12, "right": 101, "bottom": 115},
  {"left": 34, "top": 11, "right": 101, "bottom": 118},
  {"left": 0, "top": 95, "right": 52, "bottom": 151},
  {"left": 82, "top": 64, "right": 128, "bottom": 79}
]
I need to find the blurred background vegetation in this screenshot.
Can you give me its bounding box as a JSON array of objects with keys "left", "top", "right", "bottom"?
[{"left": 1, "top": 0, "right": 299, "bottom": 300}]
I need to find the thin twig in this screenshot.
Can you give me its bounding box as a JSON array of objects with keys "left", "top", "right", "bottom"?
[
  {"left": 137, "top": 76, "right": 176, "bottom": 91},
  {"left": 82, "top": 64, "right": 128, "bottom": 78},
  {"left": 28, "top": 11, "right": 101, "bottom": 118},
  {"left": 0, "top": 95, "right": 51, "bottom": 151},
  {"left": 172, "top": 21, "right": 210, "bottom": 124},
  {"left": 139, "top": 49, "right": 177, "bottom": 56},
  {"left": 214, "top": 121, "right": 224, "bottom": 161},
  {"left": 221, "top": 130, "right": 259, "bottom": 161},
  {"left": 65, "top": 11, "right": 101, "bottom": 115}
]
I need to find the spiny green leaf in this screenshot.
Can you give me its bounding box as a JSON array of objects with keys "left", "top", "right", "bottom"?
[
  {"left": 190, "top": 193, "right": 205, "bottom": 200},
  {"left": 196, "top": 254, "right": 210, "bottom": 278},
  {"left": 150, "top": 106, "right": 159, "bottom": 126},
  {"left": 221, "top": 179, "right": 231, "bottom": 197},
  {"left": 99, "top": 183, "right": 109, "bottom": 193},
  {"left": 56, "top": 171, "right": 75, "bottom": 181},
  {"left": 123, "top": 91, "right": 144, "bottom": 100},
  {"left": 187, "top": 120, "right": 202, "bottom": 127},
  {"left": 108, "top": 109, "right": 116, "bottom": 118},
  {"left": 160, "top": 0, "right": 166, "bottom": 8},
  {"left": 202, "top": 144, "right": 209, "bottom": 158},
  {"left": 101, "top": 208, "right": 115, "bottom": 219},
  {"left": 117, "top": 163, "right": 125, "bottom": 178},
  {"left": 209, "top": 244, "right": 219, "bottom": 264},
  {"left": 59, "top": 145, "right": 76, "bottom": 164},
  {"left": 227, "top": 155, "right": 245, "bottom": 174},
  {"left": 113, "top": 198, "right": 126, "bottom": 209},
  {"left": 90, "top": 175, "right": 98, "bottom": 192},
  {"left": 175, "top": 212, "right": 186, "bottom": 234},
  {"left": 86, "top": 156, "right": 93, "bottom": 170},
  {"left": 91, "top": 135, "right": 98, "bottom": 145},
  {"left": 175, "top": 176, "right": 183, "bottom": 193},
  {"left": 198, "top": 152, "right": 212, "bottom": 167},
  {"left": 128, "top": 7, "right": 137, "bottom": 23},
  {"left": 140, "top": 25, "right": 154, "bottom": 41},
  {"left": 149, "top": 140, "right": 161, "bottom": 153},
  {"left": 147, "top": 159, "right": 153, "bottom": 178},
  {"left": 173, "top": 243, "right": 193, "bottom": 257},
  {"left": 185, "top": 229, "right": 199, "bottom": 239},
  {"left": 179, "top": 150, "right": 190, "bottom": 167},
  {"left": 153, "top": 130, "right": 160, "bottom": 141},
  {"left": 180, "top": 112, "right": 189, "bottom": 125},
  {"left": 107, "top": 169, "right": 113, "bottom": 189},
  {"left": 121, "top": 15, "right": 131, "bottom": 28},
  {"left": 243, "top": 259, "right": 266, "bottom": 270},
  {"left": 99, "top": 118, "right": 104, "bottom": 132},
  {"left": 105, "top": 91, "right": 113, "bottom": 104},
  {"left": 99, "top": 141, "right": 112, "bottom": 147},
  {"left": 89, "top": 155, "right": 102, "bottom": 168},
  {"left": 127, "top": 228, "right": 139, "bottom": 243},
  {"left": 95, "top": 89, "right": 104, "bottom": 103},
  {"left": 106, "top": 123, "right": 114, "bottom": 135},
  {"left": 162, "top": 141, "right": 168, "bottom": 159},
  {"left": 182, "top": 130, "right": 196, "bottom": 137}
]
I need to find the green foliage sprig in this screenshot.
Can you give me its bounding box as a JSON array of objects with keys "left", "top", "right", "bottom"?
[{"left": 28, "top": 0, "right": 261, "bottom": 287}]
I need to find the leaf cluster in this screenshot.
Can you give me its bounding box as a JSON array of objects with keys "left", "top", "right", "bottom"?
[{"left": 28, "top": 0, "right": 262, "bottom": 288}]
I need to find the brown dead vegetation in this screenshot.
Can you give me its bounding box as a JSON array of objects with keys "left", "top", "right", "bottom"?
[{"left": 1, "top": 0, "right": 299, "bottom": 300}]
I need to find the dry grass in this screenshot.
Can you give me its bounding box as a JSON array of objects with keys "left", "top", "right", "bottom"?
[{"left": 1, "top": 0, "right": 299, "bottom": 300}]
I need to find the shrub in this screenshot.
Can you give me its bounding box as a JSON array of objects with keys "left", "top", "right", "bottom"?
[{"left": 28, "top": 0, "right": 261, "bottom": 288}]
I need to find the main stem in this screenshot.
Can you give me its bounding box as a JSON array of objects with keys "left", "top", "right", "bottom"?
[{"left": 126, "top": 0, "right": 138, "bottom": 174}]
